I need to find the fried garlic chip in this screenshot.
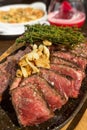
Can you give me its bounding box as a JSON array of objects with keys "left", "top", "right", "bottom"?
[
  {"left": 43, "top": 40, "right": 52, "bottom": 46},
  {"left": 16, "top": 69, "right": 23, "bottom": 77},
  {"left": 16, "top": 44, "right": 50, "bottom": 78}
]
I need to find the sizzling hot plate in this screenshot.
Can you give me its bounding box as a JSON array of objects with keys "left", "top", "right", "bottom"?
[{"left": 0, "top": 68, "right": 87, "bottom": 130}]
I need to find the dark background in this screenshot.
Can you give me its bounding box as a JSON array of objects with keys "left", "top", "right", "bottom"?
[
  {"left": 0, "top": 0, "right": 51, "bottom": 10},
  {"left": 0, "top": 0, "right": 87, "bottom": 14},
  {"left": 84, "top": 0, "right": 87, "bottom": 15}
]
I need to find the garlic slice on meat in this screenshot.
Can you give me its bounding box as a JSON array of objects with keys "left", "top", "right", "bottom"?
[{"left": 16, "top": 44, "right": 50, "bottom": 78}]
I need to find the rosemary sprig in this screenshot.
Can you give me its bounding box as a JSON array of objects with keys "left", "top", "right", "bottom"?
[{"left": 16, "top": 24, "right": 85, "bottom": 48}]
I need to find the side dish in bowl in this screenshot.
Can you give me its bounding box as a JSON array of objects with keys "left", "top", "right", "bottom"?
[{"left": 0, "top": 2, "right": 47, "bottom": 36}]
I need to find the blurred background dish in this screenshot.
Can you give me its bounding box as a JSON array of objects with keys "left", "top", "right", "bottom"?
[
  {"left": 0, "top": 2, "right": 47, "bottom": 36},
  {"left": 48, "top": 0, "right": 86, "bottom": 28}
]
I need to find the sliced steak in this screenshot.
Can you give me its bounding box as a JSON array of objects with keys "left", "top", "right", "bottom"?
[
  {"left": 20, "top": 75, "right": 66, "bottom": 110},
  {"left": 0, "top": 47, "right": 31, "bottom": 102},
  {"left": 11, "top": 84, "right": 53, "bottom": 126},
  {"left": 50, "top": 64, "right": 85, "bottom": 97},
  {"left": 50, "top": 64, "right": 85, "bottom": 82},
  {"left": 0, "top": 62, "right": 9, "bottom": 102},
  {"left": 49, "top": 43, "right": 87, "bottom": 58},
  {"left": 0, "top": 61, "right": 16, "bottom": 101},
  {"left": 52, "top": 51, "right": 87, "bottom": 70},
  {"left": 70, "top": 43, "right": 87, "bottom": 58},
  {"left": 7, "top": 46, "right": 31, "bottom": 62},
  {"left": 51, "top": 56, "right": 78, "bottom": 68},
  {"left": 10, "top": 77, "right": 22, "bottom": 91},
  {"left": 40, "top": 68, "right": 73, "bottom": 100}
]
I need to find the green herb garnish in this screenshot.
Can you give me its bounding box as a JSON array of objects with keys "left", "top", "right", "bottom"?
[{"left": 16, "top": 24, "right": 85, "bottom": 48}]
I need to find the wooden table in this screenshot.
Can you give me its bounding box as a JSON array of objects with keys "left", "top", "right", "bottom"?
[
  {"left": 0, "top": 35, "right": 87, "bottom": 130},
  {"left": 0, "top": 39, "right": 15, "bottom": 54}
]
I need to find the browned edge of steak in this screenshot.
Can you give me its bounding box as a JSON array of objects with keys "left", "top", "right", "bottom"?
[
  {"left": 0, "top": 46, "right": 31, "bottom": 102},
  {"left": 52, "top": 51, "right": 87, "bottom": 70},
  {"left": 49, "top": 43, "right": 87, "bottom": 59},
  {"left": 51, "top": 56, "right": 79, "bottom": 68},
  {"left": 70, "top": 42, "right": 87, "bottom": 58}
]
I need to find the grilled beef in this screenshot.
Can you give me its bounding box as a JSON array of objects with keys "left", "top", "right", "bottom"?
[
  {"left": 11, "top": 82, "right": 53, "bottom": 126},
  {"left": 0, "top": 43, "right": 87, "bottom": 127},
  {"left": 40, "top": 68, "right": 72, "bottom": 100},
  {"left": 51, "top": 56, "right": 78, "bottom": 68},
  {"left": 20, "top": 75, "right": 66, "bottom": 110},
  {"left": 10, "top": 77, "right": 22, "bottom": 91},
  {"left": 70, "top": 42, "right": 87, "bottom": 58},
  {"left": 52, "top": 51, "right": 87, "bottom": 69},
  {"left": 0, "top": 60, "right": 16, "bottom": 101},
  {"left": 0, "top": 47, "right": 31, "bottom": 101},
  {"left": 50, "top": 64, "right": 85, "bottom": 97}
]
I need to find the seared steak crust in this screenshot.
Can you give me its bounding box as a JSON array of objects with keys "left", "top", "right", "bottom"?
[
  {"left": 70, "top": 43, "right": 87, "bottom": 58},
  {"left": 52, "top": 51, "right": 87, "bottom": 69},
  {"left": 51, "top": 56, "right": 79, "bottom": 68},
  {"left": 0, "top": 61, "right": 16, "bottom": 98}
]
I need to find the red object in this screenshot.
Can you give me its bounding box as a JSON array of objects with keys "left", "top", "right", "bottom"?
[
  {"left": 61, "top": 1, "right": 72, "bottom": 12},
  {"left": 48, "top": 11, "right": 85, "bottom": 28},
  {"left": 48, "top": 1, "right": 86, "bottom": 27},
  {"left": 59, "top": 1, "right": 73, "bottom": 19}
]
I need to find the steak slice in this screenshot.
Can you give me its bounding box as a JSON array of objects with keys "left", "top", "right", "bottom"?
[
  {"left": 11, "top": 84, "right": 53, "bottom": 126},
  {"left": 52, "top": 51, "right": 87, "bottom": 70},
  {"left": 70, "top": 43, "right": 87, "bottom": 58},
  {"left": 49, "top": 43, "right": 87, "bottom": 58},
  {"left": 50, "top": 64, "right": 85, "bottom": 97},
  {"left": 7, "top": 46, "right": 31, "bottom": 62},
  {"left": 51, "top": 56, "right": 78, "bottom": 68},
  {"left": 20, "top": 75, "right": 65, "bottom": 110},
  {"left": 10, "top": 77, "right": 22, "bottom": 91},
  {"left": 0, "top": 61, "right": 16, "bottom": 102},
  {"left": 0, "top": 47, "right": 31, "bottom": 102},
  {"left": 0, "top": 62, "right": 9, "bottom": 102},
  {"left": 40, "top": 69, "right": 72, "bottom": 100}
]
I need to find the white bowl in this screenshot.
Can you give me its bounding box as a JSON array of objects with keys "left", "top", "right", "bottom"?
[{"left": 0, "top": 2, "right": 47, "bottom": 36}]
